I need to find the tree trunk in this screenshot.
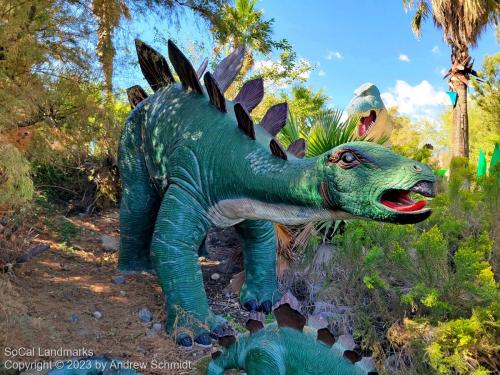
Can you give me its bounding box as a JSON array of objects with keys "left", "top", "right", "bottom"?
[
  {"left": 451, "top": 80, "right": 469, "bottom": 158},
  {"left": 450, "top": 49, "right": 469, "bottom": 158}
]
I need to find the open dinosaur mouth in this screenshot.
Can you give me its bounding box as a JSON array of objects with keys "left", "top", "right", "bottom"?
[
  {"left": 358, "top": 110, "right": 377, "bottom": 137},
  {"left": 380, "top": 181, "right": 435, "bottom": 212}
]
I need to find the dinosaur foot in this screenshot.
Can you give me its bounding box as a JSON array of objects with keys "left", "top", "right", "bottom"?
[
  {"left": 117, "top": 258, "right": 153, "bottom": 273},
  {"left": 243, "top": 299, "right": 273, "bottom": 314},
  {"left": 176, "top": 332, "right": 214, "bottom": 349}
]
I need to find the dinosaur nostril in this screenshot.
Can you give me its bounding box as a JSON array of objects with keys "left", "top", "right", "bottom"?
[{"left": 413, "top": 165, "right": 422, "bottom": 172}]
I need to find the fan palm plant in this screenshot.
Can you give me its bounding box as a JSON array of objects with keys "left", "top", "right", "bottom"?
[
  {"left": 279, "top": 108, "right": 362, "bottom": 155},
  {"left": 276, "top": 108, "right": 383, "bottom": 271},
  {"left": 403, "top": 0, "right": 498, "bottom": 158}
]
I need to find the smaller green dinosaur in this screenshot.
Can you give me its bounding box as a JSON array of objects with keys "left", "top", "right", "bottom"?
[{"left": 206, "top": 293, "right": 378, "bottom": 375}]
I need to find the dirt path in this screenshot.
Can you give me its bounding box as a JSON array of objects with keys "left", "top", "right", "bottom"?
[{"left": 0, "top": 209, "right": 245, "bottom": 374}]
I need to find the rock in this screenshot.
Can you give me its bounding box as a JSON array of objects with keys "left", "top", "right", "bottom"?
[
  {"left": 119, "top": 290, "right": 126, "bottom": 296},
  {"left": 93, "top": 311, "right": 102, "bottom": 319},
  {"left": 152, "top": 323, "right": 163, "bottom": 332},
  {"left": 101, "top": 235, "right": 119, "bottom": 252},
  {"left": 211, "top": 273, "right": 220, "bottom": 281},
  {"left": 70, "top": 313, "right": 80, "bottom": 323},
  {"left": 138, "top": 307, "right": 152, "bottom": 322},
  {"left": 112, "top": 275, "right": 125, "bottom": 285}
]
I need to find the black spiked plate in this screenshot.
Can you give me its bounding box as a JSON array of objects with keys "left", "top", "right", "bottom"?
[
  {"left": 234, "top": 103, "right": 255, "bottom": 140},
  {"left": 167, "top": 40, "right": 203, "bottom": 94},
  {"left": 204, "top": 72, "right": 226, "bottom": 112},
  {"left": 260, "top": 102, "right": 288, "bottom": 136},
  {"left": 270, "top": 139, "right": 287, "bottom": 160},
  {"left": 287, "top": 138, "right": 306, "bottom": 158},
  {"left": 213, "top": 45, "right": 245, "bottom": 93},
  {"left": 233, "top": 78, "right": 264, "bottom": 113},
  {"left": 134, "top": 39, "right": 174, "bottom": 92},
  {"left": 197, "top": 58, "right": 208, "bottom": 79},
  {"left": 126, "top": 85, "right": 148, "bottom": 109}
]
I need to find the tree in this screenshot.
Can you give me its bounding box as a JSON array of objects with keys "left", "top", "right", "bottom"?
[
  {"left": 91, "top": 0, "right": 226, "bottom": 96},
  {"left": 208, "top": 0, "right": 292, "bottom": 96},
  {"left": 253, "top": 85, "right": 329, "bottom": 122},
  {"left": 403, "top": 0, "right": 498, "bottom": 159}
]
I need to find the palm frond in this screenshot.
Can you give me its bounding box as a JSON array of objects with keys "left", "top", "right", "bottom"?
[
  {"left": 279, "top": 112, "right": 302, "bottom": 148},
  {"left": 305, "top": 108, "right": 359, "bottom": 157}
]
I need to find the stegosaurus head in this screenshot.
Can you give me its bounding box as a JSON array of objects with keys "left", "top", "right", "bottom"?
[{"left": 319, "top": 141, "right": 436, "bottom": 224}]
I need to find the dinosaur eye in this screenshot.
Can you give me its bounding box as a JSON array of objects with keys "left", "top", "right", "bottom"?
[
  {"left": 341, "top": 152, "right": 356, "bottom": 164},
  {"left": 327, "top": 149, "right": 361, "bottom": 169}
]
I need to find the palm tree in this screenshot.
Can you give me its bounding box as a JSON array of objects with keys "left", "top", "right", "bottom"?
[
  {"left": 403, "top": 0, "right": 498, "bottom": 159},
  {"left": 208, "top": 0, "right": 286, "bottom": 96}
]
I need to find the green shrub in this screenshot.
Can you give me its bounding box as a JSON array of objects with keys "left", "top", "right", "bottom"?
[
  {"left": 317, "top": 158, "right": 499, "bottom": 374},
  {"left": 0, "top": 144, "right": 33, "bottom": 208}
]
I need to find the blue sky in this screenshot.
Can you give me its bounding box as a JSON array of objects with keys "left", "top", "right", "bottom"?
[{"left": 116, "top": 0, "right": 498, "bottom": 122}]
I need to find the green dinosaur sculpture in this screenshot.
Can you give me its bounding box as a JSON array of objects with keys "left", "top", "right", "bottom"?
[
  {"left": 119, "top": 40, "right": 436, "bottom": 348},
  {"left": 346, "top": 82, "right": 393, "bottom": 143},
  {"left": 206, "top": 293, "right": 378, "bottom": 375}
]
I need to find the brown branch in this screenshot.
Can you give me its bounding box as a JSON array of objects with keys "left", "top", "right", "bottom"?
[{"left": 1, "top": 244, "right": 50, "bottom": 273}]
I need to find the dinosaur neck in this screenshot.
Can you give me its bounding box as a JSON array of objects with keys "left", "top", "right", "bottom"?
[
  {"left": 243, "top": 155, "right": 324, "bottom": 206},
  {"left": 213, "top": 153, "right": 350, "bottom": 225}
]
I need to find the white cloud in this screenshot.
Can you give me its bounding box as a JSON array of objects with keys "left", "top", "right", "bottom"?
[
  {"left": 326, "top": 50, "right": 343, "bottom": 60},
  {"left": 431, "top": 45, "right": 440, "bottom": 54},
  {"left": 318, "top": 69, "right": 326, "bottom": 77},
  {"left": 381, "top": 80, "right": 449, "bottom": 120},
  {"left": 399, "top": 54, "right": 411, "bottom": 62},
  {"left": 439, "top": 67, "right": 448, "bottom": 76}
]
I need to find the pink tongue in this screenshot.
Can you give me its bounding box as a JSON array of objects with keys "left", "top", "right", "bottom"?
[
  {"left": 362, "top": 116, "right": 373, "bottom": 126},
  {"left": 358, "top": 115, "right": 374, "bottom": 136},
  {"left": 382, "top": 199, "right": 427, "bottom": 212},
  {"left": 358, "top": 123, "right": 367, "bottom": 136}
]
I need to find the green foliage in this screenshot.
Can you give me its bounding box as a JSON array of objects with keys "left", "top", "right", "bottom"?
[
  {"left": 253, "top": 85, "right": 327, "bottom": 123},
  {"left": 57, "top": 220, "right": 82, "bottom": 243},
  {"left": 0, "top": 144, "right": 34, "bottom": 208},
  {"left": 319, "top": 160, "right": 499, "bottom": 373},
  {"left": 279, "top": 108, "right": 359, "bottom": 156},
  {"left": 427, "top": 306, "right": 499, "bottom": 374}
]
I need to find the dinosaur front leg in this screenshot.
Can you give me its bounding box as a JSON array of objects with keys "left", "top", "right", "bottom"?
[
  {"left": 235, "top": 220, "right": 280, "bottom": 313},
  {"left": 151, "top": 185, "right": 225, "bottom": 348}
]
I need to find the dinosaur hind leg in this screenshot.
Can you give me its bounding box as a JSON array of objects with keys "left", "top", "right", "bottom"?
[
  {"left": 151, "top": 185, "right": 227, "bottom": 347},
  {"left": 118, "top": 118, "right": 160, "bottom": 272}
]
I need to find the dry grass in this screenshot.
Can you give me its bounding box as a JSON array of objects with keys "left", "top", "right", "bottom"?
[{"left": 0, "top": 209, "right": 206, "bottom": 374}]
